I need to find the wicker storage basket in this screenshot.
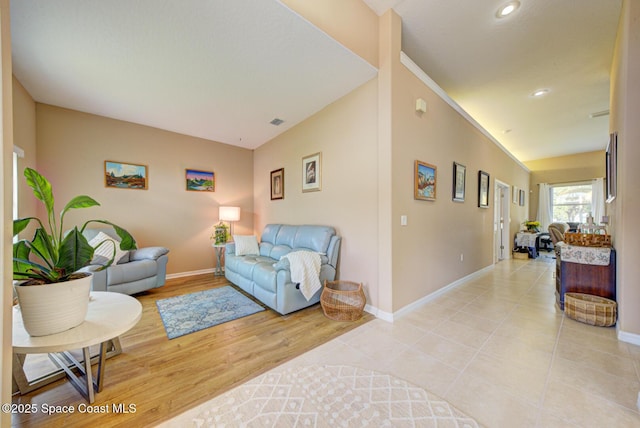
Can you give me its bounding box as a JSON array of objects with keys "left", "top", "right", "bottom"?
[
  {"left": 564, "top": 232, "right": 611, "bottom": 247},
  {"left": 320, "top": 280, "right": 366, "bottom": 321},
  {"left": 564, "top": 292, "right": 617, "bottom": 327},
  {"left": 513, "top": 251, "right": 528, "bottom": 260}
]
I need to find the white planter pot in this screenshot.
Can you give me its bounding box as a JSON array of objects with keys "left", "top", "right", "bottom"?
[{"left": 14, "top": 274, "right": 92, "bottom": 336}]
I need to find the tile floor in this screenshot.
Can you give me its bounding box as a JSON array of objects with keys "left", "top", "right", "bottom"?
[{"left": 283, "top": 256, "right": 640, "bottom": 427}]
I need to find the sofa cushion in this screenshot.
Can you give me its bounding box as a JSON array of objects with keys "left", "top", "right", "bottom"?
[
  {"left": 234, "top": 235, "right": 259, "bottom": 256},
  {"left": 259, "top": 242, "right": 274, "bottom": 257},
  {"left": 293, "top": 226, "right": 334, "bottom": 254},
  {"left": 275, "top": 225, "right": 298, "bottom": 248},
  {"left": 89, "top": 231, "right": 130, "bottom": 265},
  {"left": 261, "top": 224, "right": 282, "bottom": 245},
  {"left": 226, "top": 255, "right": 262, "bottom": 278},
  {"left": 269, "top": 244, "right": 292, "bottom": 261},
  {"left": 253, "top": 262, "right": 277, "bottom": 293}
]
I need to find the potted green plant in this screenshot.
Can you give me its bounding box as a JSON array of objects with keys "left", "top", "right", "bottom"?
[
  {"left": 13, "top": 168, "right": 136, "bottom": 336},
  {"left": 523, "top": 220, "right": 541, "bottom": 233},
  {"left": 211, "top": 222, "right": 230, "bottom": 245}
]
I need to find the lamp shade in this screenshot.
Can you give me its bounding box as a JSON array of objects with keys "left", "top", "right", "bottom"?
[{"left": 219, "top": 206, "right": 240, "bottom": 222}]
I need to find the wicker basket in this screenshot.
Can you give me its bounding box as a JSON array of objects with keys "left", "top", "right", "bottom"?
[
  {"left": 320, "top": 280, "right": 366, "bottom": 321},
  {"left": 513, "top": 251, "right": 528, "bottom": 260},
  {"left": 564, "top": 232, "right": 611, "bottom": 247},
  {"left": 564, "top": 292, "right": 617, "bottom": 327}
]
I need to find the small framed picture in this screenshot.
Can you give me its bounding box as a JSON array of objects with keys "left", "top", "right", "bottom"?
[
  {"left": 414, "top": 160, "right": 437, "bottom": 201},
  {"left": 271, "top": 168, "right": 284, "bottom": 200},
  {"left": 185, "top": 169, "right": 214, "bottom": 192},
  {"left": 452, "top": 162, "right": 466, "bottom": 202},
  {"left": 302, "top": 152, "right": 322, "bottom": 192},
  {"left": 478, "top": 170, "right": 490, "bottom": 208},
  {"left": 105, "top": 160, "right": 148, "bottom": 190},
  {"left": 512, "top": 186, "right": 519, "bottom": 204},
  {"left": 519, "top": 189, "right": 525, "bottom": 206}
]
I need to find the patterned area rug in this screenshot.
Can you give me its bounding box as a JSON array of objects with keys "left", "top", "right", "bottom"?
[
  {"left": 163, "top": 364, "right": 480, "bottom": 427},
  {"left": 156, "top": 286, "right": 264, "bottom": 339}
]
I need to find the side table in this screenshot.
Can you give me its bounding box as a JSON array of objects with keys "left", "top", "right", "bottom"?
[
  {"left": 13, "top": 291, "right": 142, "bottom": 403},
  {"left": 212, "top": 243, "right": 226, "bottom": 276}
]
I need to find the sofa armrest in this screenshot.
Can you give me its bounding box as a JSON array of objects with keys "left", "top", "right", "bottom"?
[
  {"left": 130, "top": 246, "right": 169, "bottom": 262},
  {"left": 273, "top": 258, "right": 290, "bottom": 271},
  {"left": 78, "top": 265, "right": 108, "bottom": 291},
  {"left": 225, "top": 242, "right": 236, "bottom": 255},
  {"left": 326, "top": 236, "right": 341, "bottom": 268}
]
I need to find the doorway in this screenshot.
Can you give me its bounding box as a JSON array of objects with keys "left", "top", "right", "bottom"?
[{"left": 494, "top": 180, "right": 511, "bottom": 263}]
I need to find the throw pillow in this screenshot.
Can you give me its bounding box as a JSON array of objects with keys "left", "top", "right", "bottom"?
[
  {"left": 88, "top": 231, "right": 129, "bottom": 265},
  {"left": 234, "top": 235, "right": 259, "bottom": 256}
]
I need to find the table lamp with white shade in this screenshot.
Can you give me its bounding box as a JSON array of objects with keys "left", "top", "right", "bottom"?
[{"left": 219, "top": 206, "right": 241, "bottom": 239}]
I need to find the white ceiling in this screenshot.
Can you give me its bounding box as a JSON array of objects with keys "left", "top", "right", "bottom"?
[
  {"left": 364, "top": 0, "right": 622, "bottom": 161},
  {"left": 10, "top": 0, "right": 377, "bottom": 150},
  {"left": 11, "top": 1, "right": 622, "bottom": 162}
]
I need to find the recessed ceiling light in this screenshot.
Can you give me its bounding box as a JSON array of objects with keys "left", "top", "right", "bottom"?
[
  {"left": 531, "top": 88, "right": 550, "bottom": 98},
  {"left": 496, "top": 1, "right": 520, "bottom": 18}
]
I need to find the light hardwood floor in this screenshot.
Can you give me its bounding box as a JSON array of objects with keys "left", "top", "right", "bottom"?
[{"left": 11, "top": 274, "right": 372, "bottom": 427}]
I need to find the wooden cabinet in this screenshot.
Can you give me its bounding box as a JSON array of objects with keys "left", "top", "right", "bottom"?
[{"left": 555, "top": 248, "right": 616, "bottom": 310}]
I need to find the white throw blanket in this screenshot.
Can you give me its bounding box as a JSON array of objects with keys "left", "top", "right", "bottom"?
[{"left": 282, "top": 251, "right": 322, "bottom": 301}]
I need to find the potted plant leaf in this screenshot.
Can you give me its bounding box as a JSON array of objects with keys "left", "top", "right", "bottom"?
[{"left": 13, "top": 168, "right": 136, "bottom": 336}]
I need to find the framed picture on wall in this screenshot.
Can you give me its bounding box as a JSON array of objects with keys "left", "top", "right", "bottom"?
[
  {"left": 271, "top": 168, "right": 284, "bottom": 200},
  {"left": 512, "top": 186, "right": 519, "bottom": 204},
  {"left": 104, "top": 160, "right": 148, "bottom": 190},
  {"left": 302, "top": 152, "right": 322, "bottom": 192},
  {"left": 414, "top": 160, "right": 437, "bottom": 201},
  {"left": 185, "top": 169, "right": 214, "bottom": 192},
  {"left": 452, "top": 162, "right": 466, "bottom": 202},
  {"left": 478, "top": 170, "right": 490, "bottom": 208},
  {"left": 606, "top": 131, "right": 617, "bottom": 203},
  {"left": 519, "top": 189, "right": 525, "bottom": 206}
]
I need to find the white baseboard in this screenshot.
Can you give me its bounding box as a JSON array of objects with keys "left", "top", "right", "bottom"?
[
  {"left": 367, "top": 264, "right": 495, "bottom": 323},
  {"left": 617, "top": 329, "right": 640, "bottom": 346},
  {"left": 363, "top": 304, "right": 393, "bottom": 322},
  {"left": 166, "top": 268, "right": 216, "bottom": 280}
]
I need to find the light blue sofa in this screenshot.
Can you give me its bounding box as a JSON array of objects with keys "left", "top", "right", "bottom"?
[
  {"left": 79, "top": 228, "right": 170, "bottom": 295},
  {"left": 225, "top": 224, "right": 341, "bottom": 315}
]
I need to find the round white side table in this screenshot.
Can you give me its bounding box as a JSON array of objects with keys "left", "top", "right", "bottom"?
[{"left": 13, "top": 291, "right": 142, "bottom": 403}]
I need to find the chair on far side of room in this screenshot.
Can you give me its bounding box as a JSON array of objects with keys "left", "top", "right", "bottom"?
[
  {"left": 548, "top": 222, "right": 570, "bottom": 245},
  {"left": 548, "top": 222, "right": 570, "bottom": 258}
]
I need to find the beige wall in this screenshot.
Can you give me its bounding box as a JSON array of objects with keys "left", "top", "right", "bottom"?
[
  {"left": 525, "top": 150, "right": 605, "bottom": 220},
  {"left": 254, "top": 78, "right": 380, "bottom": 307},
  {"left": 12, "top": 77, "right": 37, "bottom": 220},
  {"left": 33, "top": 104, "right": 254, "bottom": 275},
  {"left": 388, "top": 21, "right": 530, "bottom": 311},
  {"left": 611, "top": 0, "right": 640, "bottom": 337},
  {"left": 255, "top": 10, "right": 531, "bottom": 315}
]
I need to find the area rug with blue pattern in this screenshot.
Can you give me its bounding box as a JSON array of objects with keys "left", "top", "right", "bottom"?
[{"left": 156, "top": 286, "right": 265, "bottom": 339}]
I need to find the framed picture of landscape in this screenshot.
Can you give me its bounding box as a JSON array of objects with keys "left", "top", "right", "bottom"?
[
  {"left": 185, "top": 169, "right": 215, "bottom": 192},
  {"left": 104, "top": 160, "right": 148, "bottom": 190},
  {"left": 414, "top": 160, "right": 437, "bottom": 201}
]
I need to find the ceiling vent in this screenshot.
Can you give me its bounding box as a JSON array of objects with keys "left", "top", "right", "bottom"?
[
  {"left": 589, "top": 110, "right": 610, "bottom": 118},
  {"left": 270, "top": 118, "right": 284, "bottom": 126}
]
